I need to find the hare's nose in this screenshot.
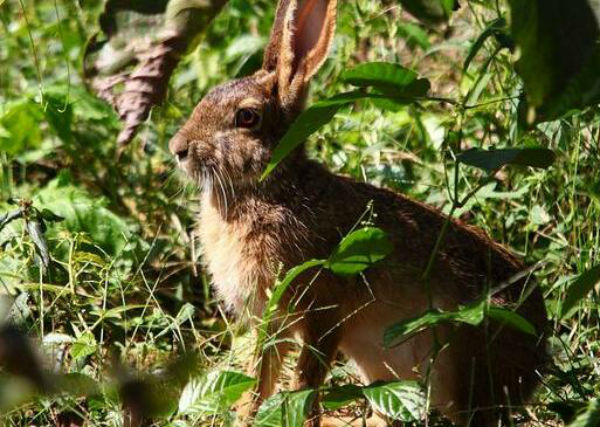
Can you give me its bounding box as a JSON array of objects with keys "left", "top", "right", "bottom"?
[{"left": 169, "top": 134, "right": 189, "bottom": 161}]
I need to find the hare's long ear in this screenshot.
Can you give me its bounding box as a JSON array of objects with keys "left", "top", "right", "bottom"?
[{"left": 262, "top": 0, "right": 337, "bottom": 112}]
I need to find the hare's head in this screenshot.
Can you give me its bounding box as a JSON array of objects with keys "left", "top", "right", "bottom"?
[{"left": 170, "top": 0, "right": 337, "bottom": 190}]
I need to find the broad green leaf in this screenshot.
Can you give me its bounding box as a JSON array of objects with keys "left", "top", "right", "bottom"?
[
  {"left": 70, "top": 332, "right": 97, "bottom": 361},
  {"left": 362, "top": 381, "right": 425, "bottom": 422},
  {"left": 35, "top": 173, "right": 135, "bottom": 256},
  {"left": 178, "top": 370, "right": 255, "bottom": 414},
  {"left": 322, "top": 384, "right": 363, "bottom": 410},
  {"left": 0, "top": 101, "right": 43, "bottom": 155},
  {"left": 326, "top": 227, "right": 393, "bottom": 276},
  {"left": 341, "top": 62, "right": 430, "bottom": 97},
  {"left": 253, "top": 389, "right": 316, "bottom": 427},
  {"left": 508, "top": 0, "right": 600, "bottom": 123},
  {"left": 398, "top": 0, "right": 455, "bottom": 24},
  {"left": 561, "top": 264, "right": 600, "bottom": 320},
  {"left": 487, "top": 306, "right": 537, "bottom": 336},
  {"left": 456, "top": 147, "right": 556, "bottom": 172},
  {"left": 43, "top": 91, "right": 73, "bottom": 144},
  {"left": 567, "top": 398, "right": 600, "bottom": 427}
]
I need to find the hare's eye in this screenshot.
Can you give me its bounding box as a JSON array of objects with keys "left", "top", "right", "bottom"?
[{"left": 235, "top": 108, "right": 261, "bottom": 129}]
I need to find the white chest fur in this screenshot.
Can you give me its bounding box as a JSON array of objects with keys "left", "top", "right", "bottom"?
[{"left": 197, "top": 195, "right": 266, "bottom": 315}]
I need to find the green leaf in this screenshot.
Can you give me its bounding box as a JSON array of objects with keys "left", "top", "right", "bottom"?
[
  {"left": 261, "top": 91, "right": 365, "bottom": 180},
  {"left": 35, "top": 173, "right": 135, "bottom": 256},
  {"left": 341, "top": 62, "right": 431, "bottom": 97},
  {"left": 261, "top": 65, "right": 431, "bottom": 179},
  {"left": 561, "top": 264, "right": 600, "bottom": 320},
  {"left": 362, "top": 381, "right": 425, "bottom": 422},
  {"left": 398, "top": 0, "right": 455, "bottom": 24},
  {"left": 487, "top": 306, "right": 537, "bottom": 336},
  {"left": 39, "top": 208, "right": 64, "bottom": 223},
  {"left": 253, "top": 389, "right": 316, "bottom": 427},
  {"left": 456, "top": 147, "right": 556, "bottom": 172},
  {"left": 326, "top": 227, "right": 393, "bottom": 276},
  {"left": 463, "top": 18, "right": 509, "bottom": 73},
  {"left": 0, "top": 101, "right": 44, "bottom": 156},
  {"left": 508, "top": 0, "right": 600, "bottom": 123},
  {"left": 178, "top": 370, "right": 255, "bottom": 415},
  {"left": 384, "top": 300, "right": 486, "bottom": 347},
  {"left": 397, "top": 22, "right": 431, "bottom": 49},
  {"left": 567, "top": 398, "right": 600, "bottom": 427},
  {"left": 156, "top": 302, "right": 196, "bottom": 338},
  {"left": 26, "top": 219, "right": 50, "bottom": 269},
  {"left": 322, "top": 384, "right": 363, "bottom": 410},
  {"left": 258, "top": 259, "right": 325, "bottom": 346},
  {"left": 265, "top": 260, "right": 325, "bottom": 317},
  {"left": 70, "top": 332, "right": 97, "bottom": 361},
  {"left": 384, "top": 298, "right": 539, "bottom": 348}
]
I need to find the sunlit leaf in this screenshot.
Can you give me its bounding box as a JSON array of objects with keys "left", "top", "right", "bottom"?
[
  {"left": 326, "top": 227, "right": 393, "bottom": 276},
  {"left": 178, "top": 370, "right": 255, "bottom": 414},
  {"left": 341, "top": 62, "right": 430, "bottom": 97},
  {"left": 35, "top": 173, "right": 135, "bottom": 256},
  {"left": 487, "top": 306, "right": 537, "bottom": 336},
  {"left": 362, "top": 381, "right": 425, "bottom": 422},
  {"left": 70, "top": 332, "right": 97, "bottom": 361}
]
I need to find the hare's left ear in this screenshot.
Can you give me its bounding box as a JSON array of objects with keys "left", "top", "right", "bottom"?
[{"left": 263, "top": 0, "right": 338, "bottom": 112}]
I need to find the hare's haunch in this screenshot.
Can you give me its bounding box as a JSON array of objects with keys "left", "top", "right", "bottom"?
[{"left": 170, "top": 0, "right": 547, "bottom": 425}]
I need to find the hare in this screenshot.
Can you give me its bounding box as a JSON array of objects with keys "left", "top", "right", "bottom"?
[{"left": 169, "top": 0, "right": 548, "bottom": 425}]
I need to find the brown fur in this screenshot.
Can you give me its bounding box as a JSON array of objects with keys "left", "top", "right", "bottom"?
[{"left": 169, "top": 0, "right": 548, "bottom": 425}]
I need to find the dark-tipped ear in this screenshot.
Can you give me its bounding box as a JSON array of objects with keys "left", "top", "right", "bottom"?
[{"left": 262, "top": 0, "right": 337, "bottom": 111}]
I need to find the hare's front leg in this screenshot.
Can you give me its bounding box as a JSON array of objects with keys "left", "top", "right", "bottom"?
[
  {"left": 295, "top": 315, "right": 341, "bottom": 427},
  {"left": 242, "top": 321, "right": 294, "bottom": 419}
]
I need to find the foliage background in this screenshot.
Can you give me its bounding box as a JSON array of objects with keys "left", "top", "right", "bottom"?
[{"left": 1, "top": 0, "right": 600, "bottom": 426}]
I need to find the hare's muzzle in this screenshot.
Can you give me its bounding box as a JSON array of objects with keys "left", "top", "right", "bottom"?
[{"left": 169, "top": 133, "right": 189, "bottom": 163}]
